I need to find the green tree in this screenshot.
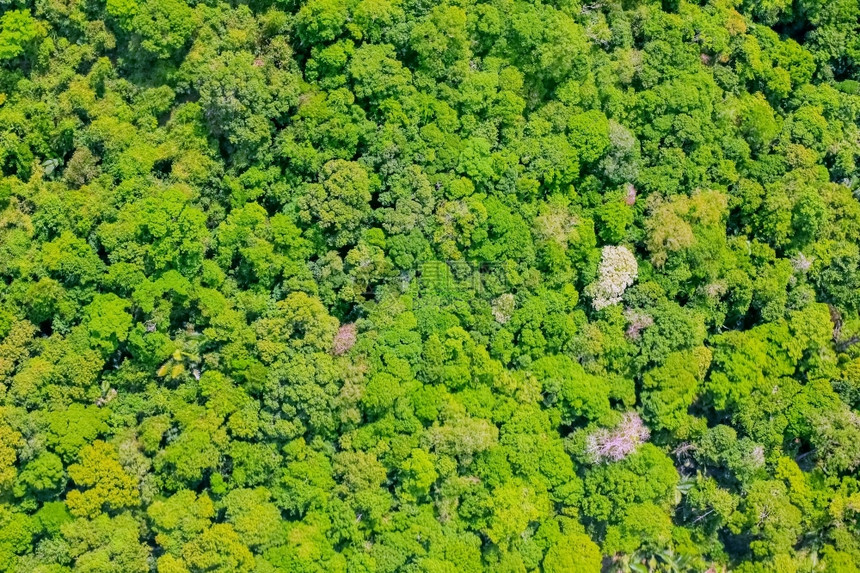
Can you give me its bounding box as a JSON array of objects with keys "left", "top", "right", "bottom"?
[
  {"left": 0, "top": 10, "right": 45, "bottom": 62},
  {"left": 66, "top": 441, "right": 140, "bottom": 518},
  {"left": 299, "top": 160, "right": 374, "bottom": 247}
]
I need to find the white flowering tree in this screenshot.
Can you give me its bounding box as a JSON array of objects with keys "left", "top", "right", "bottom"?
[{"left": 587, "top": 245, "right": 638, "bottom": 310}]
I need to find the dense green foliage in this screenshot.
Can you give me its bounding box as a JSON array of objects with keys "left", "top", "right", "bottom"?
[{"left": 1, "top": 0, "right": 860, "bottom": 570}]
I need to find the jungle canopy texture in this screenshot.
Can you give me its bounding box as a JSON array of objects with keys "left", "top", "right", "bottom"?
[{"left": 2, "top": 0, "right": 860, "bottom": 570}]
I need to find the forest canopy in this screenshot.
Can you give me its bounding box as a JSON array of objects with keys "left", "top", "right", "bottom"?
[{"left": 1, "top": 0, "right": 860, "bottom": 570}]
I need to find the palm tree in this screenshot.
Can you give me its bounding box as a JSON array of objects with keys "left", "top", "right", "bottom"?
[
  {"left": 613, "top": 549, "right": 697, "bottom": 573},
  {"left": 157, "top": 331, "right": 203, "bottom": 381}
]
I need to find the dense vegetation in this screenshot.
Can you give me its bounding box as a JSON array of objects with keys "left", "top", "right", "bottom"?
[{"left": 2, "top": 0, "right": 860, "bottom": 570}]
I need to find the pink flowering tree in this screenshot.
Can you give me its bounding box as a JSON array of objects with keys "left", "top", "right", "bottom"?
[
  {"left": 332, "top": 323, "right": 357, "bottom": 356},
  {"left": 586, "top": 412, "right": 650, "bottom": 463}
]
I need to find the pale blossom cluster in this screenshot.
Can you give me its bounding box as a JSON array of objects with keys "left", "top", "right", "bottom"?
[
  {"left": 747, "top": 445, "right": 766, "bottom": 469},
  {"left": 586, "top": 412, "right": 650, "bottom": 463},
  {"left": 332, "top": 323, "right": 357, "bottom": 356},
  {"left": 791, "top": 252, "right": 814, "bottom": 273},
  {"left": 624, "top": 183, "right": 637, "bottom": 206},
  {"left": 623, "top": 308, "right": 654, "bottom": 340},
  {"left": 589, "top": 245, "right": 638, "bottom": 310},
  {"left": 491, "top": 293, "right": 516, "bottom": 324}
]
